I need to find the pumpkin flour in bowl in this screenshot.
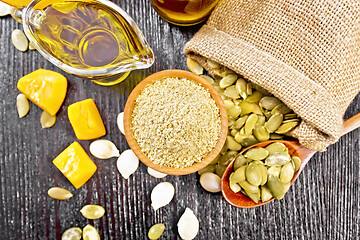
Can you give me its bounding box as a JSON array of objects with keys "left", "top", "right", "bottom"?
[{"left": 131, "top": 77, "right": 222, "bottom": 169}]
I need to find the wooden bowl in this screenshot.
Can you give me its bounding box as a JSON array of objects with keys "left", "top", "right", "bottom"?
[{"left": 123, "top": 70, "right": 228, "bottom": 175}]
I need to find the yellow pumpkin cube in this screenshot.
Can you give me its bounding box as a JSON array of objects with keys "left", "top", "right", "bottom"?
[
  {"left": 17, "top": 69, "right": 67, "bottom": 116},
  {"left": 53, "top": 141, "right": 97, "bottom": 189},
  {"left": 68, "top": 99, "right": 106, "bottom": 140}
]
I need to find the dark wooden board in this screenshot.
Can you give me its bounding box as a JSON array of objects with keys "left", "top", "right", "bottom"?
[{"left": 0, "top": 0, "right": 359, "bottom": 239}]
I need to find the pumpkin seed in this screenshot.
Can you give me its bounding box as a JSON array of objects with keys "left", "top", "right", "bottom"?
[
  {"left": 219, "top": 150, "right": 238, "bottom": 166},
  {"left": 239, "top": 180, "right": 259, "bottom": 194},
  {"left": 265, "top": 142, "right": 287, "bottom": 154},
  {"left": 228, "top": 118, "right": 235, "bottom": 129},
  {"left": 229, "top": 173, "right": 242, "bottom": 193},
  {"left": 148, "top": 223, "right": 165, "bottom": 240},
  {"left": 245, "top": 163, "right": 262, "bottom": 186},
  {"left": 234, "top": 133, "right": 259, "bottom": 147},
  {"left": 246, "top": 83, "right": 253, "bottom": 95},
  {"left": 40, "top": 111, "right": 56, "bottom": 128},
  {"left": 89, "top": 139, "right": 120, "bottom": 159},
  {"left": 227, "top": 105, "right": 242, "bottom": 119},
  {"left": 255, "top": 162, "right": 268, "bottom": 185},
  {"left": 80, "top": 205, "right": 105, "bottom": 219},
  {"left": 82, "top": 224, "right": 100, "bottom": 240},
  {"left": 270, "top": 133, "right": 284, "bottom": 140},
  {"left": 235, "top": 78, "right": 248, "bottom": 99},
  {"left": 246, "top": 91, "right": 263, "bottom": 103},
  {"left": 117, "top": 112, "right": 125, "bottom": 135},
  {"left": 215, "top": 164, "right": 227, "bottom": 177},
  {"left": 244, "top": 147, "right": 269, "bottom": 160},
  {"left": 265, "top": 113, "right": 283, "bottom": 133},
  {"left": 255, "top": 115, "right": 266, "bottom": 126},
  {"left": 61, "top": 227, "right": 82, "bottom": 240},
  {"left": 284, "top": 113, "right": 298, "bottom": 119},
  {"left": 230, "top": 129, "right": 238, "bottom": 137},
  {"left": 224, "top": 100, "right": 235, "bottom": 109},
  {"left": 271, "top": 103, "right": 292, "bottom": 115},
  {"left": 224, "top": 67, "right": 235, "bottom": 75},
  {"left": 28, "top": 41, "right": 36, "bottom": 50},
  {"left": 245, "top": 189, "right": 260, "bottom": 203},
  {"left": 197, "top": 164, "right": 216, "bottom": 175},
  {"left": 261, "top": 186, "right": 273, "bottom": 202},
  {"left": 148, "top": 167, "right": 167, "bottom": 178},
  {"left": 11, "top": 29, "right": 29, "bottom": 52},
  {"left": 16, "top": 93, "right": 30, "bottom": 118},
  {"left": 233, "top": 154, "right": 247, "bottom": 170},
  {"left": 177, "top": 208, "right": 199, "bottom": 240},
  {"left": 0, "top": 2, "right": 11, "bottom": 16},
  {"left": 282, "top": 118, "right": 300, "bottom": 124},
  {"left": 151, "top": 182, "right": 175, "bottom": 211},
  {"left": 259, "top": 97, "right": 282, "bottom": 110},
  {"left": 267, "top": 175, "right": 287, "bottom": 199},
  {"left": 267, "top": 166, "right": 281, "bottom": 177},
  {"left": 239, "top": 101, "right": 254, "bottom": 115},
  {"left": 275, "top": 121, "right": 298, "bottom": 134},
  {"left": 232, "top": 115, "right": 248, "bottom": 130},
  {"left": 207, "top": 59, "right": 220, "bottom": 68},
  {"left": 244, "top": 114, "right": 258, "bottom": 135},
  {"left": 220, "top": 74, "right": 237, "bottom": 88},
  {"left": 292, "top": 156, "right": 301, "bottom": 171},
  {"left": 200, "top": 172, "right": 221, "bottom": 193},
  {"left": 265, "top": 152, "right": 291, "bottom": 166},
  {"left": 213, "top": 67, "right": 225, "bottom": 77},
  {"left": 186, "top": 57, "right": 203, "bottom": 75},
  {"left": 48, "top": 187, "right": 73, "bottom": 200},
  {"left": 231, "top": 165, "right": 247, "bottom": 183},
  {"left": 200, "top": 75, "right": 215, "bottom": 85},
  {"left": 224, "top": 85, "right": 240, "bottom": 99},
  {"left": 254, "top": 126, "right": 270, "bottom": 142},
  {"left": 280, "top": 162, "right": 295, "bottom": 183},
  {"left": 116, "top": 149, "right": 139, "bottom": 179}
]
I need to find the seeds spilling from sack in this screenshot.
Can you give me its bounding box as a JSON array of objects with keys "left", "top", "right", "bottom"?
[{"left": 228, "top": 142, "right": 301, "bottom": 203}]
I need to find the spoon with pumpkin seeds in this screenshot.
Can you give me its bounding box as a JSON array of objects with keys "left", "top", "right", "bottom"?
[{"left": 221, "top": 112, "right": 360, "bottom": 208}]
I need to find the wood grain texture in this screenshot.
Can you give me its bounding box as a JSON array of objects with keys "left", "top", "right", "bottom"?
[{"left": 0, "top": 0, "right": 359, "bottom": 239}]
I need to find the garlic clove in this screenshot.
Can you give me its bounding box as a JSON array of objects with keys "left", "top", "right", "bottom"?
[
  {"left": 177, "top": 208, "right": 199, "bottom": 240},
  {"left": 116, "top": 149, "right": 139, "bottom": 179},
  {"left": 90, "top": 139, "right": 120, "bottom": 159},
  {"left": 147, "top": 167, "right": 167, "bottom": 179},
  {"left": 151, "top": 182, "right": 175, "bottom": 211},
  {"left": 117, "top": 112, "right": 125, "bottom": 135}
]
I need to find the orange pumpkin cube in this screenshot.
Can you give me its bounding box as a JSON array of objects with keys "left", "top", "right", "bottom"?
[
  {"left": 53, "top": 141, "right": 97, "bottom": 189},
  {"left": 68, "top": 99, "right": 106, "bottom": 140},
  {"left": 17, "top": 69, "right": 67, "bottom": 116}
]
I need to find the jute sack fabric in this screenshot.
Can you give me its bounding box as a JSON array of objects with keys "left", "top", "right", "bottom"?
[{"left": 185, "top": 0, "right": 360, "bottom": 151}]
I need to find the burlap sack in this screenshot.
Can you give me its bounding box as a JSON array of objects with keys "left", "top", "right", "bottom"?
[{"left": 185, "top": 0, "right": 360, "bottom": 151}]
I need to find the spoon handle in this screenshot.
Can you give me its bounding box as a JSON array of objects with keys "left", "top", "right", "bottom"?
[{"left": 341, "top": 112, "right": 360, "bottom": 136}]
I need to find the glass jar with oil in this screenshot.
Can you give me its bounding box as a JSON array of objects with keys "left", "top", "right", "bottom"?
[
  {"left": 149, "top": 0, "right": 220, "bottom": 26},
  {"left": 19, "top": 0, "right": 154, "bottom": 85}
]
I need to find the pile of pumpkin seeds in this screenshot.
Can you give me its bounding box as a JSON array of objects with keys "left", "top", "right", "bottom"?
[
  {"left": 186, "top": 57, "right": 300, "bottom": 187},
  {"left": 229, "top": 142, "right": 301, "bottom": 203}
]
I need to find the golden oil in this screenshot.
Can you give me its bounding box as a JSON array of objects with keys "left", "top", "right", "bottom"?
[{"left": 32, "top": 0, "right": 152, "bottom": 70}]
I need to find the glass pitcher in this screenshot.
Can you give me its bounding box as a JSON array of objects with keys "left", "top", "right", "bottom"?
[{"left": 4, "top": 0, "right": 154, "bottom": 86}]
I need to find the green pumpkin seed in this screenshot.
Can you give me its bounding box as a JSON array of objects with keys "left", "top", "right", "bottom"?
[
  {"left": 234, "top": 133, "right": 259, "bottom": 147},
  {"left": 265, "top": 152, "right": 291, "bottom": 166},
  {"left": 227, "top": 105, "right": 242, "bottom": 119},
  {"left": 226, "top": 136, "right": 242, "bottom": 151},
  {"left": 219, "top": 150, "right": 238, "bottom": 166},
  {"left": 282, "top": 119, "right": 300, "bottom": 124},
  {"left": 280, "top": 162, "right": 295, "bottom": 183},
  {"left": 235, "top": 78, "right": 248, "bottom": 99},
  {"left": 264, "top": 113, "right": 283, "bottom": 133},
  {"left": 244, "top": 114, "right": 258, "bottom": 135},
  {"left": 267, "top": 166, "right": 281, "bottom": 177},
  {"left": 61, "top": 227, "right": 82, "bottom": 240},
  {"left": 254, "top": 161, "right": 268, "bottom": 185},
  {"left": 239, "top": 180, "right": 259, "bottom": 194},
  {"left": 215, "top": 164, "right": 227, "bottom": 177},
  {"left": 246, "top": 91, "right": 263, "bottom": 103},
  {"left": 229, "top": 173, "right": 242, "bottom": 193},
  {"left": 224, "top": 100, "right": 235, "bottom": 109},
  {"left": 148, "top": 223, "right": 165, "bottom": 240},
  {"left": 48, "top": 187, "right": 73, "bottom": 200},
  {"left": 265, "top": 142, "right": 287, "bottom": 154},
  {"left": 244, "top": 147, "right": 269, "bottom": 160},
  {"left": 245, "top": 163, "right": 262, "bottom": 186},
  {"left": 80, "top": 205, "right": 105, "bottom": 219},
  {"left": 271, "top": 103, "right": 292, "bottom": 115},
  {"left": 267, "top": 175, "right": 287, "bottom": 199},
  {"left": 292, "top": 156, "right": 301, "bottom": 171},
  {"left": 231, "top": 165, "right": 247, "bottom": 183},
  {"left": 224, "top": 67, "right": 235, "bottom": 75},
  {"left": 255, "top": 115, "right": 266, "bottom": 127},
  {"left": 228, "top": 116, "right": 235, "bottom": 128},
  {"left": 213, "top": 67, "right": 225, "bottom": 77},
  {"left": 207, "top": 59, "right": 220, "bottom": 69},
  {"left": 187, "top": 57, "right": 203, "bottom": 75},
  {"left": 264, "top": 110, "right": 273, "bottom": 120},
  {"left": 259, "top": 97, "right": 282, "bottom": 110},
  {"left": 269, "top": 133, "right": 284, "bottom": 140},
  {"left": 224, "top": 85, "right": 240, "bottom": 99},
  {"left": 251, "top": 104, "right": 263, "bottom": 115},
  {"left": 198, "top": 164, "right": 216, "bottom": 175},
  {"left": 246, "top": 83, "right": 253, "bottom": 95},
  {"left": 220, "top": 74, "right": 237, "bottom": 88},
  {"left": 239, "top": 101, "right": 254, "bottom": 115},
  {"left": 232, "top": 115, "right": 248, "bottom": 130},
  {"left": 230, "top": 129, "right": 238, "bottom": 137},
  {"left": 254, "top": 126, "right": 270, "bottom": 142},
  {"left": 200, "top": 75, "right": 215, "bottom": 85},
  {"left": 261, "top": 186, "right": 273, "bottom": 202},
  {"left": 245, "top": 189, "right": 260, "bottom": 203},
  {"left": 233, "top": 155, "right": 247, "bottom": 170},
  {"left": 284, "top": 113, "right": 298, "bottom": 120},
  {"left": 275, "top": 122, "right": 299, "bottom": 134}
]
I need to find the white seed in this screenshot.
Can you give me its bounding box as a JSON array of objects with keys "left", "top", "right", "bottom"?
[
  {"left": 29, "top": 41, "right": 36, "bottom": 50},
  {"left": 151, "top": 182, "right": 175, "bottom": 211},
  {"left": 117, "top": 112, "right": 125, "bottom": 135},
  {"left": 199, "top": 172, "right": 221, "bottom": 193},
  {"left": 147, "top": 167, "right": 167, "bottom": 178},
  {"left": 0, "top": 2, "right": 11, "bottom": 16},
  {"left": 186, "top": 57, "right": 203, "bottom": 75},
  {"left": 40, "top": 111, "right": 56, "bottom": 128},
  {"left": 16, "top": 93, "right": 29, "bottom": 118},
  {"left": 116, "top": 149, "right": 139, "bottom": 179},
  {"left": 89, "top": 139, "right": 120, "bottom": 159},
  {"left": 48, "top": 187, "right": 73, "bottom": 200},
  {"left": 11, "top": 29, "right": 29, "bottom": 52},
  {"left": 177, "top": 208, "right": 199, "bottom": 240}
]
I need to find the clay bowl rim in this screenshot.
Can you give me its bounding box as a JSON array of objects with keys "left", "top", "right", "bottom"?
[{"left": 123, "top": 69, "right": 228, "bottom": 175}]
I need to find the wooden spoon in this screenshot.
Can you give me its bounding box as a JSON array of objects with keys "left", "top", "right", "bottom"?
[{"left": 221, "top": 112, "right": 360, "bottom": 208}]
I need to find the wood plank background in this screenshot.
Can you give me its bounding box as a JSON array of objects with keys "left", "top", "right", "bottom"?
[{"left": 0, "top": 0, "right": 359, "bottom": 239}]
